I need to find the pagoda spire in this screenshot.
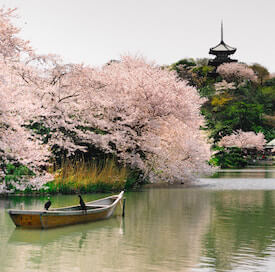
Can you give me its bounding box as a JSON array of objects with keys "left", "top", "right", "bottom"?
[{"left": 221, "top": 20, "right": 223, "bottom": 42}]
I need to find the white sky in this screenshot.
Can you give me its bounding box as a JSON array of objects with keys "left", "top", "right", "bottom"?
[{"left": 1, "top": 0, "right": 275, "bottom": 72}]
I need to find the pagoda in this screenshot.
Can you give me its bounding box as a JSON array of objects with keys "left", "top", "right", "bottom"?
[{"left": 208, "top": 22, "right": 237, "bottom": 67}]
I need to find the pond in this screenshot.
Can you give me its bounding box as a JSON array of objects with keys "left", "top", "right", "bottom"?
[{"left": 1, "top": 166, "right": 275, "bottom": 271}]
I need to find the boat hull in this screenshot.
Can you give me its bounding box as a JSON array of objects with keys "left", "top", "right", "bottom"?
[
  {"left": 8, "top": 192, "right": 124, "bottom": 229},
  {"left": 10, "top": 214, "right": 42, "bottom": 229}
]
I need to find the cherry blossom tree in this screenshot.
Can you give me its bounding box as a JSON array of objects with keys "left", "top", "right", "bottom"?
[
  {"left": 218, "top": 130, "right": 266, "bottom": 150},
  {"left": 0, "top": 8, "right": 213, "bottom": 193},
  {"left": 35, "top": 56, "right": 212, "bottom": 182},
  {"left": 217, "top": 63, "right": 257, "bottom": 83},
  {"left": 0, "top": 8, "right": 53, "bottom": 192}
]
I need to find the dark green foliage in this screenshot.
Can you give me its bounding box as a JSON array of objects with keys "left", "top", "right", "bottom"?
[
  {"left": 198, "top": 85, "right": 216, "bottom": 97},
  {"left": 264, "top": 77, "right": 275, "bottom": 87},
  {"left": 259, "top": 86, "right": 275, "bottom": 114},
  {"left": 171, "top": 58, "right": 196, "bottom": 69},
  {"left": 25, "top": 121, "right": 51, "bottom": 144},
  {"left": 124, "top": 169, "right": 147, "bottom": 190},
  {"left": 4, "top": 164, "right": 34, "bottom": 181},
  {"left": 1, "top": 163, "right": 35, "bottom": 192},
  {"left": 203, "top": 101, "right": 264, "bottom": 143},
  {"left": 192, "top": 65, "right": 213, "bottom": 77},
  {"left": 170, "top": 59, "right": 215, "bottom": 89},
  {"left": 252, "top": 125, "right": 275, "bottom": 142},
  {"left": 209, "top": 147, "right": 249, "bottom": 169},
  {"left": 223, "top": 102, "right": 263, "bottom": 132}
]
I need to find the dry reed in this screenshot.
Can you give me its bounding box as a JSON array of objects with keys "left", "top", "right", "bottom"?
[{"left": 52, "top": 158, "right": 129, "bottom": 193}]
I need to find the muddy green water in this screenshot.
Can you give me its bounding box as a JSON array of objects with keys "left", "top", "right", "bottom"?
[{"left": 1, "top": 167, "right": 275, "bottom": 272}]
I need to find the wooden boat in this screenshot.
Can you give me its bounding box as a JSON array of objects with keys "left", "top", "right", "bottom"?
[{"left": 8, "top": 191, "right": 124, "bottom": 229}]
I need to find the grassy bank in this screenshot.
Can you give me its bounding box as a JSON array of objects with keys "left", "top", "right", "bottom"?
[
  {"left": 45, "top": 158, "right": 143, "bottom": 194},
  {"left": 0, "top": 158, "right": 145, "bottom": 196}
]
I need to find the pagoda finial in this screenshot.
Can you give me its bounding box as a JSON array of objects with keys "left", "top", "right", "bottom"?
[{"left": 221, "top": 20, "right": 223, "bottom": 42}]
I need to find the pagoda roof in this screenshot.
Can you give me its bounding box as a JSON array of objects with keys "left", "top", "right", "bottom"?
[
  {"left": 209, "top": 40, "right": 236, "bottom": 54},
  {"left": 209, "top": 22, "right": 237, "bottom": 55}
]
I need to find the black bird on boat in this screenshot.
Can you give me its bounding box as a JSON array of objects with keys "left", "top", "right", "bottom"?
[
  {"left": 44, "top": 197, "right": 51, "bottom": 210},
  {"left": 78, "top": 195, "right": 87, "bottom": 211}
]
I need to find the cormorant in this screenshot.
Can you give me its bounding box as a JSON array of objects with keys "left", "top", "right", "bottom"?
[
  {"left": 44, "top": 197, "right": 51, "bottom": 210},
  {"left": 78, "top": 195, "right": 87, "bottom": 211}
]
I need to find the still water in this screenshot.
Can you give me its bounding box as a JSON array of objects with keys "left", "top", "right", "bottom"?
[{"left": 1, "top": 167, "right": 275, "bottom": 272}]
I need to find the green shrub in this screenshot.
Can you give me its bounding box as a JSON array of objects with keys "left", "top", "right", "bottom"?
[{"left": 209, "top": 147, "right": 249, "bottom": 169}]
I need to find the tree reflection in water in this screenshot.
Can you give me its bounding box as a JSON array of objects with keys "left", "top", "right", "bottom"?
[
  {"left": 2, "top": 184, "right": 275, "bottom": 271},
  {"left": 202, "top": 190, "right": 275, "bottom": 271}
]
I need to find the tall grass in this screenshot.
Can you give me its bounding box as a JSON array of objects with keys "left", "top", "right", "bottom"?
[{"left": 48, "top": 158, "right": 130, "bottom": 194}]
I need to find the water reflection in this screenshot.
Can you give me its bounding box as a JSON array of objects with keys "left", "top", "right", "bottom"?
[
  {"left": 122, "top": 189, "right": 212, "bottom": 271},
  {"left": 212, "top": 166, "right": 275, "bottom": 179},
  {"left": 1, "top": 171, "right": 275, "bottom": 271},
  {"left": 8, "top": 217, "right": 123, "bottom": 245},
  {"left": 200, "top": 190, "right": 275, "bottom": 271}
]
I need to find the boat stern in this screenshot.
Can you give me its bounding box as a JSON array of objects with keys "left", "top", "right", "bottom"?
[{"left": 8, "top": 210, "right": 43, "bottom": 228}]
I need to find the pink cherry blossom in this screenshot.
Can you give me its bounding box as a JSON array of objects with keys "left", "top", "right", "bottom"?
[
  {"left": 217, "top": 63, "right": 257, "bottom": 83},
  {"left": 219, "top": 130, "right": 266, "bottom": 150},
  {"left": 214, "top": 80, "right": 236, "bottom": 91}
]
